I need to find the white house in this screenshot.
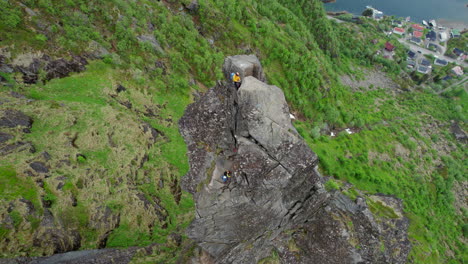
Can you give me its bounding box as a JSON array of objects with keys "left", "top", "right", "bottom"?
[{"left": 439, "top": 32, "right": 448, "bottom": 42}]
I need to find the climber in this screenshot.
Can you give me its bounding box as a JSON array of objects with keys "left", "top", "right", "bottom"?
[
  {"left": 231, "top": 72, "right": 241, "bottom": 89},
  {"left": 221, "top": 170, "right": 232, "bottom": 183}
]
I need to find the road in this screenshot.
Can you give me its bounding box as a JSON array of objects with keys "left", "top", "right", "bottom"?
[
  {"left": 327, "top": 15, "right": 344, "bottom": 24},
  {"left": 397, "top": 39, "right": 468, "bottom": 68}
]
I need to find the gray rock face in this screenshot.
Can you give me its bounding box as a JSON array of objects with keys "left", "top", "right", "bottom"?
[
  {"left": 451, "top": 121, "right": 467, "bottom": 144},
  {"left": 32, "top": 210, "right": 82, "bottom": 254},
  {"left": 44, "top": 56, "right": 88, "bottom": 81},
  {"left": 29, "top": 161, "right": 49, "bottom": 173},
  {"left": 7, "top": 54, "right": 87, "bottom": 84},
  {"left": 0, "top": 110, "right": 33, "bottom": 128},
  {"left": 185, "top": 0, "right": 199, "bottom": 14},
  {"left": 137, "top": 35, "right": 164, "bottom": 54},
  {"left": 87, "top": 41, "right": 110, "bottom": 59},
  {"left": 0, "top": 56, "right": 14, "bottom": 73},
  {"left": 0, "top": 132, "right": 13, "bottom": 143},
  {"left": 0, "top": 248, "right": 138, "bottom": 264},
  {"left": 223, "top": 55, "right": 266, "bottom": 82},
  {"left": 180, "top": 55, "right": 410, "bottom": 263}
]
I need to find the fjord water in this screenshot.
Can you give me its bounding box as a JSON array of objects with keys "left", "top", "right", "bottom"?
[{"left": 325, "top": 0, "right": 468, "bottom": 24}]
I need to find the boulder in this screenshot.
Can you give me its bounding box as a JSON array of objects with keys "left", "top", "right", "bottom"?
[
  {"left": 116, "top": 84, "right": 126, "bottom": 93},
  {"left": 9, "top": 54, "right": 87, "bottom": 84},
  {"left": 0, "top": 132, "right": 13, "bottom": 143},
  {"left": 87, "top": 41, "right": 110, "bottom": 59},
  {"left": 0, "top": 110, "right": 33, "bottom": 128},
  {"left": 451, "top": 121, "right": 467, "bottom": 144},
  {"left": 44, "top": 56, "right": 88, "bottom": 81},
  {"left": 222, "top": 55, "right": 266, "bottom": 82},
  {"left": 0, "top": 141, "right": 35, "bottom": 156},
  {"left": 30, "top": 161, "right": 49, "bottom": 173},
  {"left": 137, "top": 35, "right": 164, "bottom": 54},
  {"left": 10, "top": 91, "right": 26, "bottom": 98},
  {"left": 0, "top": 65, "right": 14, "bottom": 74},
  {"left": 180, "top": 55, "right": 410, "bottom": 263},
  {"left": 185, "top": 0, "right": 199, "bottom": 14}
]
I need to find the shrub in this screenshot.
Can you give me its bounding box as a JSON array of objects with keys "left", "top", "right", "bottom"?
[
  {"left": 0, "top": 2, "right": 22, "bottom": 30},
  {"left": 35, "top": 34, "right": 47, "bottom": 42},
  {"left": 325, "top": 179, "right": 342, "bottom": 191}
]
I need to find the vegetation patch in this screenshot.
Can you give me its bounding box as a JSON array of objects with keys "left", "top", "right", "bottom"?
[
  {"left": 0, "top": 166, "right": 40, "bottom": 209},
  {"left": 366, "top": 198, "right": 399, "bottom": 219},
  {"left": 258, "top": 249, "right": 280, "bottom": 264}
]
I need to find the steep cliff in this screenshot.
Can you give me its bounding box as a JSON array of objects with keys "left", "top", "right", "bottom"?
[{"left": 180, "top": 55, "right": 411, "bottom": 264}]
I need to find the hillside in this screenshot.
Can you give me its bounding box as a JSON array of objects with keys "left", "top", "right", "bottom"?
[{"left": 0, "top": 0, "right": 466, "bottom": 263}]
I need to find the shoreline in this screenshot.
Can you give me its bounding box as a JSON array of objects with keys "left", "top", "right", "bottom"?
[
  {"left": 436, "top": 19, "right": 468, "bottom": 31},
  {"left": 326, "top": 10, "right": 468, "bottom": 31},
  {"left": 324, "top": 5, "right": 468, "bottom": 30}
]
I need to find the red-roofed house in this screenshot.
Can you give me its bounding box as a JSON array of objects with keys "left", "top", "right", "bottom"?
[
  {"left": 385, "top": 42, "right": 395, "bottom": 52},
  {"left": 412, "top": 24, "right": 424, "bottom": 31},
  {"left": 393, "top": 27, "right": 405, "bottom": 35},
  {"left": 413, "top": 31, "right": 423, "bottom": 38}
]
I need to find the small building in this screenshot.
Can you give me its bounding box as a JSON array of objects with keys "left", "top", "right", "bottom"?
[
  {"left": 413, "top": 31, "right": 423, "bottom": 38},
  {"left": 407, "top": 50, "right": 417, "bottom": 59},
  {"left": 407, "top": 60, "right": 416, "bottom": 69},
  {"left": 410, "top": 36, "right": 422, "bottom": 44},
  {"left": 393, "top": 27, "right": 405, "bottom": 35},
  {"left": 420, "top": 58, "right": 431, "bottom": 67},
  {"left": 439, "top": 32, "right": 448, "bottom": 42},
  {"left": 426, "top": 31, "right": 437, "bottom": 41},
  {"left": 392, "top": 20, "right": 403, "bottom": 27},
  {"left": 434, "top": 58, "right": 448, "bottom": 66},
  {"left": 374, "top": 12, "right": 384, "bottom": 20},
  {"left": 451, "top": 29, "right": 461, "bottom": 38},
  {"left": 452, "top": 66, "right": 464, "bottom": 76},
  {"left": 429, "top": 20, "right": 437, "bottom": 28},
  {"left": 412, "top": 24, "right": 424, "bottom": 31},
  {"left": 417, "top": 65, "right": 430, "bottom": 74},
  {"left": 442, "top": 75, "right": 452, "bottom": 81},
  {"left": 453, "top": 48, "right": 464, "bottom": 57},
  {"left": 385, "top": 42, "right": 395, "bottom": 52}
]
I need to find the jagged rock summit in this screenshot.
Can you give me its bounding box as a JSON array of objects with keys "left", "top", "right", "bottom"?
[{"left": 179, "top": 55, "right": 411, "bottom": 264}]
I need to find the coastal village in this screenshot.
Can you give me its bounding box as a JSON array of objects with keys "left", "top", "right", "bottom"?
[{"left": 331, "top": 6, "right": 467, "bottom": 83}]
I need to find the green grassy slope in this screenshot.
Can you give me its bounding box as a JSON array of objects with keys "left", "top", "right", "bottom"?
[{"left": 0, "top": 0, "right": 466, "bottom": 263}]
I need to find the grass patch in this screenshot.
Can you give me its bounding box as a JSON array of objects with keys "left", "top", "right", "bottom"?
[
  {"left": 106, "top": 222, "right": 152, "bottom": 248},
  {"left": 27, "top": 61, "right": 111, "bottom": 105},
  {"left": 343, "top": 187, "right": 360, "bottom": 201},
  {"left": 0, "top": 166, "right": 40, "bottom": 209},
  {"left": 366, "top": 198, "right": 399, "bottom": 219},
  {"left": 324, "top": 178, "right": 342, "bottom": 191}
]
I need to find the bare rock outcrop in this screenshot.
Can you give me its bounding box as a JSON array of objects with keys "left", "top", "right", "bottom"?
[
  {"left": 1, "top": 52, "right": 87, "bottom": 84},
  {"left": 179, "top": 55, "right": 411, "bottom": 263},
  {"left": 222, "top": 54, "right": 266, "bottom": 82}
]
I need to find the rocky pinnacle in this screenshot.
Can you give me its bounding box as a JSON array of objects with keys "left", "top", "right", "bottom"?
[{"left": 179, "top": 55, "right": 411, "bottom": 264}]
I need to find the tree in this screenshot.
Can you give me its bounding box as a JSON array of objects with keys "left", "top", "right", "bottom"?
[{"left": 362, "top": 9, "right": 373, "bottom": 17}]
